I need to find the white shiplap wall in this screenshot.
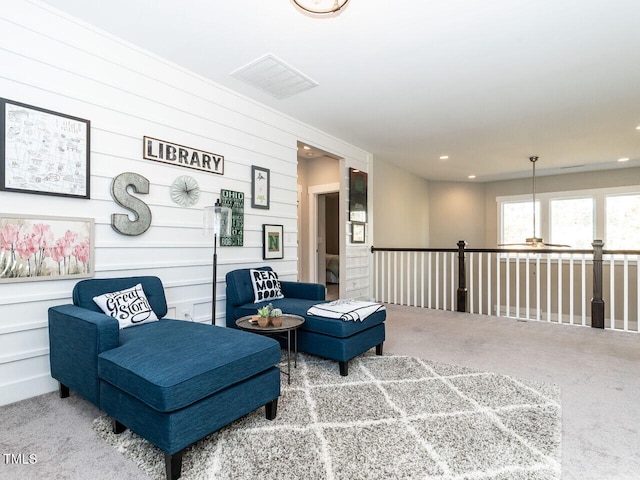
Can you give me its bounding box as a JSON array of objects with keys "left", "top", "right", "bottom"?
[{"left": 0, "top": 0, "right": 373, "bottom": 406}]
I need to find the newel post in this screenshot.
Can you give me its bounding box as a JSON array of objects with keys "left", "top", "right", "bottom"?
[
  {"left": 591, "top": 239, "right": 605, "bottom": 329},
  {"left": 456, "top": 240, "right": 468, "bottom": 312}
]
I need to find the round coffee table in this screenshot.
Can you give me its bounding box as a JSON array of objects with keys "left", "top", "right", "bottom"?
[{"left": 236, "top": 314, "right": 305, "bottom": 384}]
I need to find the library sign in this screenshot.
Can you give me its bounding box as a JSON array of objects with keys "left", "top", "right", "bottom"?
[{"left": 143, "top": 136, "right": 224, "bottom": 175}]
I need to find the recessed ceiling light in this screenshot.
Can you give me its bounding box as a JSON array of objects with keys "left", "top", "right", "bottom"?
[
  {"left": 636, "top": 125, "right": 640, "bottom": 130},
  {"left": 439, "top": 155, "right": 449, "bottom": 160},
  {"left": 618, "top": 157, "right": 630, "bottom": 162},
  {"left": 468, "top": 174, "right": 476, "bottom": 179},
  {"left": 303, "top": 145, "right": 311, "bottom": 150}
]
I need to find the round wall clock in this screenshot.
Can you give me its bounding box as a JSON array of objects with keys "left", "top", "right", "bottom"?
[{"left": 170, "top": 175, "right": 200, "bottom": 207}]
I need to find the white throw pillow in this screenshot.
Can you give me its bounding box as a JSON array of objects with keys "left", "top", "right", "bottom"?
[
  {"left": 250, "top": 269, "right": 284, "bottom": 303},
  {"left": 93, "top": 283, "right": 159, "bottom": 329}
]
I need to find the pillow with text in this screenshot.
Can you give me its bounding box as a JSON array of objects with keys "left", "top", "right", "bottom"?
[{"left": 93, "top": 283, "right": 159, "bottom": 329}]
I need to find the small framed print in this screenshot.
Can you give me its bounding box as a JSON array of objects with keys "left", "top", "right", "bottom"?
[
  {"left": 262, "top": 224, "right": 283, "bottom": 259},
  {"left": 352, "top": 222, "right": 365, "bottom": 243},
  {"left": 1, "top": 98, "right": 90, "bottom": 199},
  {"left": 251, "top": 165, "right": 270, "bottom": 209}
]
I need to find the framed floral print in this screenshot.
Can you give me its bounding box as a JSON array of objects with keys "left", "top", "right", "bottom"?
[{"left": 0, "top": 213, "right": 94, "bottom": 283}]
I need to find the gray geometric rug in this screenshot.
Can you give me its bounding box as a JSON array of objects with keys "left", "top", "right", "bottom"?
[{"left": 93, "top": 353, "right": 561, "bottom": 479}]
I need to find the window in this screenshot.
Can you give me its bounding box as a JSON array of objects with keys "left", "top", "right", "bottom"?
[
  {"left": 501, "top": 201, "right": 539, "bottom": 245},
  {"left": 498, "top": 186, "right": 640, "bottom": 251},
  {"left": 550, "top": 197, "right": 594, "bottom": 249},
  {"left": 606, "top": 194, "right": 640, "bottom": 250}
]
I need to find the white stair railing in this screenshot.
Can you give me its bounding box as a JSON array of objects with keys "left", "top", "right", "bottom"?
[{"left": 371, "top": 243, "right": 639, "bottom": 333}]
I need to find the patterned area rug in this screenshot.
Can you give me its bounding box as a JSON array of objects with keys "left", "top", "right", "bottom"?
[{"left": 93, "top": 353, "right": 561, "bottom": 479}]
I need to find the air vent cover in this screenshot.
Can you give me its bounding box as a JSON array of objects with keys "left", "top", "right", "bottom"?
[{"left": 231, "top": 53, "right": 318, "bottom": 99}]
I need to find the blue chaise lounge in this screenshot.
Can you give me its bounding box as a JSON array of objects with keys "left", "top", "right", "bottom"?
[
  {"left": 48, "top": 276, "right": 281, "bottom": 480},
  {"left": 225, "top": 266, "right": 386, "bottom": 375}
]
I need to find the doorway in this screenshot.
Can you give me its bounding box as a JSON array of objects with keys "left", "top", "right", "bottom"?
[
  {"left": 316, "top": 191, "right": 340, "bottom": 300},
  {"left": 306, "top": 182, "right": 339, "bottom": 289},
  {"left": 296, "top": 142, "right": 342, "bottom": 297}
]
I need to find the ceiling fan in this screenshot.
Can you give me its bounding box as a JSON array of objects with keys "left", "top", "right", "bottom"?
[{"left": 498, "top": 156, "right": 570, "bottom": 248}]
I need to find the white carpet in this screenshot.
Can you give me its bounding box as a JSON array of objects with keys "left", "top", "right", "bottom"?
[{"left": 93, "top": 353, "right": 561, "bottom": 479}]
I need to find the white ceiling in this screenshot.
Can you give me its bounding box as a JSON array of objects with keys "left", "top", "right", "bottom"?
[{"left": 39, "top": 0, "right": 640, "bottom": 182}]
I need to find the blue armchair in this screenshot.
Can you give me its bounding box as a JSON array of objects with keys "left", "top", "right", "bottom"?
[
  {"left": 49, "top": 276, "right": 281, "bottom": 480},
  {"left": 225, "top": 267, "right": 386, "bottom": 375}
]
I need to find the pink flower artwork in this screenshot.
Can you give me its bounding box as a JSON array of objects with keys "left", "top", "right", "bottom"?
[
  {"left": 15, "top": 235, "right": 37, "bottom": 259},
  {"left": 0, "top": 215, "right": 93, "bottom": 282},
  {"left": 0, "top": 224, "right": 20, "bottom": 250}
]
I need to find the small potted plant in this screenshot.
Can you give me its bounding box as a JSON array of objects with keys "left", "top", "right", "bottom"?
[
  {"left": 270, "top": 308, "right": 283, "bottom": 327},
  {"left": 256, "top": 303, "right": 273, "bottom": 327}
]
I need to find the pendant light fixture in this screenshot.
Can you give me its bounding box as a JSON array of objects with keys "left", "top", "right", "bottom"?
[
  {"left": 499, "top": 156, "right": 570, "bottom": 248},
  {"left": 292, "top": 0, "right": 350, "bottom": 16}
]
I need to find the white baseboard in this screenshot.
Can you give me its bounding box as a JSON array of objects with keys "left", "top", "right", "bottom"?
[
  {"left": 0, "top": 374, "right": 57, "bottom": 407},
  {"left": 493, "top": 305, "right": 592, "bottom": 324}
]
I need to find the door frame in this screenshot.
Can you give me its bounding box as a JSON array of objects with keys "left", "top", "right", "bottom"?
[{"left": 308, "top": 182, "right": 340, "bottom": 285}]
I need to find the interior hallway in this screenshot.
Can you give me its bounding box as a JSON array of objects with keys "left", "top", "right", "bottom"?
[{"left": 384, "top": 304, "right": 640, "bottom": 480}]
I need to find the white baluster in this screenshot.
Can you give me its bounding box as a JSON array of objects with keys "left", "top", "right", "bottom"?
[
  {"left": 581, "top": 253, "right": 586, "bottom": 326},
  {"left": 610, "top": 256, "right": 615, "bottom": 329},
  {"left": 623, "top": 255, "right": 629, "bottom": 331},
  {"left": 536, "top": 255, "right": 541, "bottom": 321},
  {"left": 469, "top": 252, "right": 474, "bottom": 314},
  {"left": 569, "top": 255, "right": 574, "bottom": 325},
  {"left": 557, "top": 253, "right": 563, "bottom": 324}
]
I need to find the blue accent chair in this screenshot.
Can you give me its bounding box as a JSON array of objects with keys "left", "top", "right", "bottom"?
[
  {"left": 48, "top": 276, "right": 281, "bottom": 480},
  {"left": 225, "top": 267, "right": 385, "bottom": 375}
]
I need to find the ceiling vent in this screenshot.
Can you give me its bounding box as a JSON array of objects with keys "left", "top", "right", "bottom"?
[{"left": 231, "top": 53, "right": 318, "bottom": 99}]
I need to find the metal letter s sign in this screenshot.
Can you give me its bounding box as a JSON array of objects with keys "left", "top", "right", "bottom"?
[{"left": 111, "top": 172, "right": 152, "bottom": 236}]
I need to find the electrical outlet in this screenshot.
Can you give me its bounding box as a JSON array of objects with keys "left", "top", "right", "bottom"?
[{"left": 182, "top": 310, "right": 191, "bottom": 320}]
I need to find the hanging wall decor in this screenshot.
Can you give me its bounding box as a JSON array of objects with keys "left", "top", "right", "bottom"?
[
  {"left": 251, "top": 165, "right": 270, "bottom": 209},
  {"left": 262, "top": 224, "right": 284, "bottom": 259},
  {"left": 0, "top": 213, "right": 94, "bottom": 283},
  {"left": 111, "top": 172, "right": 152, "bottom": 236},
  {"left": 349, "top": 168, "right": 367, "bottom": 223},
  {"left": 0, "top": 98, "right": 90, "bottom": 199},
  {"left": 170, "top": 175, "right": 200, "bottom": 207},
  {"left": 143, "top": 136, "right": 224, "bottom": 175},
  {"left": 220, "top": 189, "right": 244, "bottom": 246},
  {"left": 351, "top": 222, "right": 365, "bottom": 243}
]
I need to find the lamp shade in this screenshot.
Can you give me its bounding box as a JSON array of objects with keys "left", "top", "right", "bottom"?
[{"left": 203, "top": 200, "right": 232, "bottom": 237}]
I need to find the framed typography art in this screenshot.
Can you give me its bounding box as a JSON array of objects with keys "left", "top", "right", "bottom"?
[
  {"left": 220, "top": 189, "right": 244, "bottom": 246},
  {"left": 0, "top": 213, "right": 94, "bottom": 283},
  {"left": 0, "top": 98, "right": 90, "bottom": 199}
]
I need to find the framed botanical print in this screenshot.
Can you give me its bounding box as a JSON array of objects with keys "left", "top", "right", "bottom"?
[
  {"left": 251, "top": 165, "right": 270, "bottom": 209},
  {"left": 262, "top": 224, "right": 283, "bottom": 259},
  {"left": 0, "top": 98, "right": 90, "bottom": 199}
]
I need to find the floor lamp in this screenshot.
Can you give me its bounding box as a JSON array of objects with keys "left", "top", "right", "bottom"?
[{"left": 204, "top": 199, "right": 231, "bottom": 325}]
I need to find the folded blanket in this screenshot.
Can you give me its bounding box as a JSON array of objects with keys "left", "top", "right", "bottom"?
[{"left": 307, "top": 299, "right": 385, "bottom": 322}]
